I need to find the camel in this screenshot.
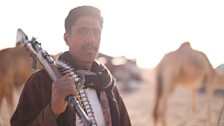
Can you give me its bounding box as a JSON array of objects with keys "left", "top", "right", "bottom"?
[
  {"left": 152, "top": 42, "right": 224, "bottom": 126},
  {"left": 0, "top": 44, "right": 60, "bottom": 125},
  {"left": 0, "top": 46, "right": 33, "bottom": 114}
]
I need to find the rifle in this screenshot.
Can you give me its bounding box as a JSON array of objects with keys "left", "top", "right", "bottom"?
[{"left": 16, "top": 28, "right": 92, "bottom": 126}]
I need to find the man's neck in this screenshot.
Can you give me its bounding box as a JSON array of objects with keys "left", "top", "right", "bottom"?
[{"left": 71, "top": 55, "right": 92, "bottom": 70}]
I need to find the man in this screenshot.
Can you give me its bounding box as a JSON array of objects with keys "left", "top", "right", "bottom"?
[{"left": 11, "top": 5, "right": 131, "bottom": 126}]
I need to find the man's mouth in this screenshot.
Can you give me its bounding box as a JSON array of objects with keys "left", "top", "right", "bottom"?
[{"left": 82, "top": 45, "right": 97, "bottom": 52}]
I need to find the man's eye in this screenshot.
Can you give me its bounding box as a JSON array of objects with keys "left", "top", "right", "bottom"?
[
  {"left": 93, "top": 29, "right": 101, "bottom": 36},
  {"left": 77, "top": 28, "right": 101, "bottom": 37}
]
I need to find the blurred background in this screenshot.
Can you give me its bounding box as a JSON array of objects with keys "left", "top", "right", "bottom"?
[
  {"left": 1, "top": 0, "right": 224, "bottom": 69},
  {"left": 1, "top": 0, "right": 224, "bottom": 126}
]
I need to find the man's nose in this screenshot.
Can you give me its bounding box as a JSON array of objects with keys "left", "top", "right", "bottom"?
[{"left": 85, "top": 30, "right": 95, "bottom": 43}]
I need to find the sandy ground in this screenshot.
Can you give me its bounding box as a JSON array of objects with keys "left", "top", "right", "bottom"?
[
  {"left": 1, "top": 80, "right": 224, "bottom": 126},
  {"left": 120, "top": 82, "right": 224, "bottom": 126}
]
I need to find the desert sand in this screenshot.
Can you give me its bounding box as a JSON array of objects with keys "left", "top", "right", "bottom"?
[
  {"left": 120, "top": 81, "right": 224, "bottom": 126},
  {"left": 1, "top": 79, "right": 224, "bottom": 126}
]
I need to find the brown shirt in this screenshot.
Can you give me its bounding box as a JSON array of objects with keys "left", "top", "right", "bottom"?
[{"left": 11, "top": 52, "right": 131, "bottom": 126}]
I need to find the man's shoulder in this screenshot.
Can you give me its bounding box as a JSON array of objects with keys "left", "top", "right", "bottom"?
[
  {"left": 32, "top": 69, "right": 49, "bottom": 79},
  {"left": 21, "top": 68, "right": 52, "bottom": 94},
  {"left": 27, "top": 68, "right": 52, "bottom": 85}
]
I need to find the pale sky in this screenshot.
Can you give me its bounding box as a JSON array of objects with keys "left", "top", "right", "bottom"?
[{"left": 0, "top": 0, "right": 224, "bottom": 68}]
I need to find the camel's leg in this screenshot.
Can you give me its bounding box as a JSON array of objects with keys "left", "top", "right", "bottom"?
[
  {"left": 160, "top": 75, "right": 177, "bottom": 126},
  {"left": 206, "top": 85, "right": 213, "bottom": 125},
  {"left": 153, "top": 73, "right": 164, "bottom": 126},
  {"left": 4, "top": 83, "right": 14, "bottom": 116},
  {"left": 160, "top": 94, "right": 168, "bottom": 126},
  {"left": 152, "top": 91, "right": 161, "bottom": 126},
  {"left": 153, "top": 98, "right": 159, "bottom": 126},
  {"left": 191, "top": 89, "right": 197, "bottom": 120},
  {"left": 152, "top": 90, "right": 162, "bottom": 126},
  {"left": 160, "top": 81, "right": 175, "bottom": 126}
]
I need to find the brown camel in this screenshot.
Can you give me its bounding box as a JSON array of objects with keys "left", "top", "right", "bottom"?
[
  {"left": 0, "top": 45, "right": 60, "bottom": 125},
  {"left": 0, "top": 46, "right": 33, "bottom": 115},
  {"left": 152, "top": 42, "right": 224, "bottom": 126}
]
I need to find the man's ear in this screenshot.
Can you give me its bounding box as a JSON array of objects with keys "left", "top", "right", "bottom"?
[{"left": 64, "top": 33, "right": 70, "bottom": 46}]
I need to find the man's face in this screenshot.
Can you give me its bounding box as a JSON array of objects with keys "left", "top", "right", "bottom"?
[{"left": 64, "top": 16, "right": 102, "bottom": 64}]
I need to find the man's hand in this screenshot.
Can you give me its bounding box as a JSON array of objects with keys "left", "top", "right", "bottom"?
[{"left": 51, "top": 75, "right": 77, "bottom": 117}]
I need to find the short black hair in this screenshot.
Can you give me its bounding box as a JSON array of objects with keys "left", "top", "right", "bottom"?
[{"left": 65, "top": 5, "right": 104, "bottom": 33}]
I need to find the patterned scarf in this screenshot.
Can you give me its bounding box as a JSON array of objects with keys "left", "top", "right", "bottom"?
[{"left": 59, "top": 52, "right": 113, "bottom": 126}]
